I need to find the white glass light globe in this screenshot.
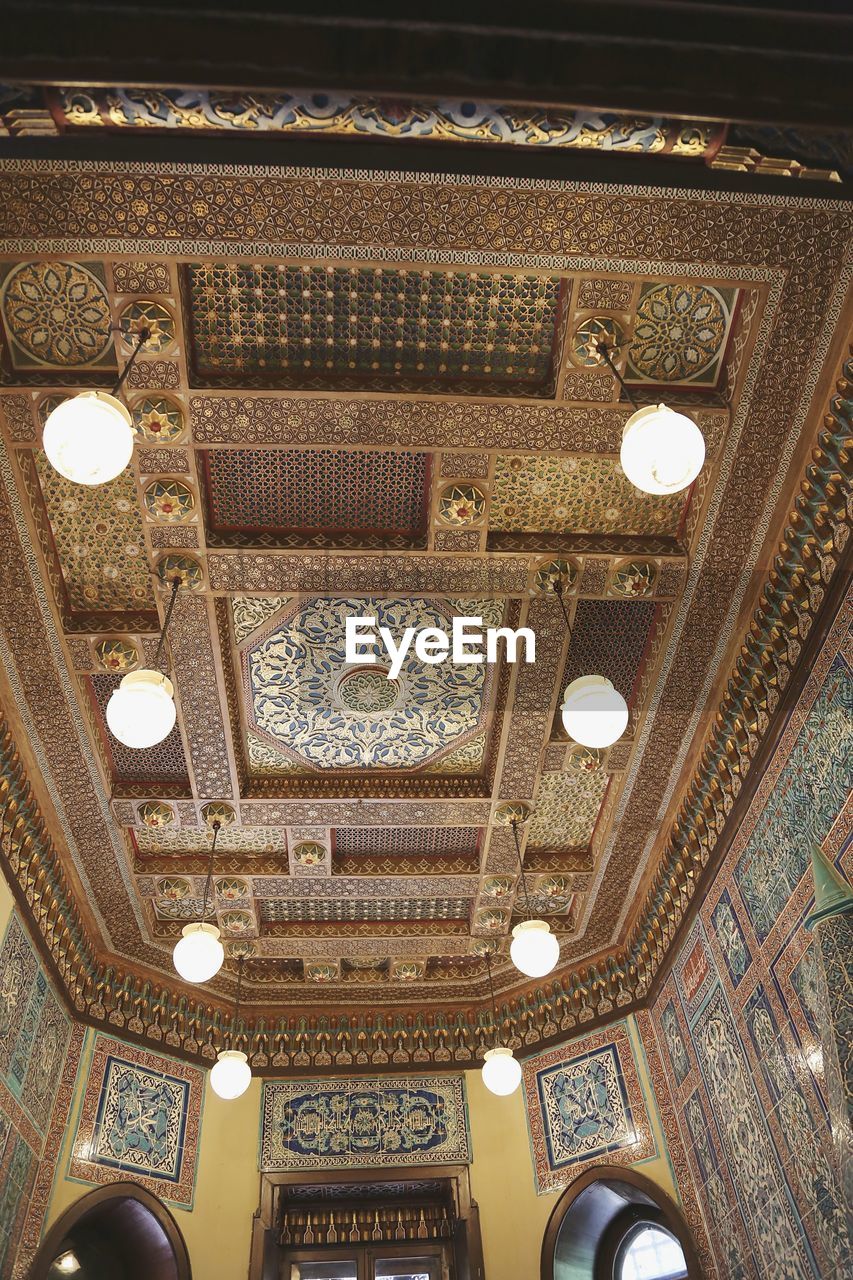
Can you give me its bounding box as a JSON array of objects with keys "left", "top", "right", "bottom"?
[
  {"left": 106, "top": 669, "right": 176, "bottom": 749},
  {"left": 173, "top": 923, "right": 224, "bottom": 984},
  {"left": 481, "top": 1046, "right": 522, "bottom": 1096},
  {"left": 560, "top": 675, "right": 628, "bottom": 749},
  {"left": 620, "top": 404, "right": 705, "bottom": 495},
  {"left": 42, "top": 391, "right": 134, "bottom": 486},
  {"left": 209, "top": 1049, "right": 251, "bottom": 1100},
  {"left": 510, "top": 919, "right": 561, "bottom": 978}
]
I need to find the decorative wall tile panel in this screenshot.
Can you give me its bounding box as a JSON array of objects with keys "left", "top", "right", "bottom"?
[
  {"left": 69, "top": 1034, "right": 204, "bottom": 1209},
  {"left": 523, "top": 1020, "right": 656, "bottom": 1194},
  {"left": 647, "top": 610, "right": 853, "bottom": 1280},
  {"left": 0, "top": 914, "right": 79, "bottom": 1280},
  {"left": 489, "top": 455, "right": 685, "bottom": 536},
  {"left": 186, "top": 264, "right": 562, "bottom": 395},
  {"left": 260, "top": 1075, "right": 470, "bottom": 1171},
  {"left": 734, "top": 648, "right": 851, "bottom": 943}
]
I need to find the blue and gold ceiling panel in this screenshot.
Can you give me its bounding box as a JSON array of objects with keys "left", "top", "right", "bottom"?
[
  {"left": 184, "top": 263, "right": 565, "bottom": 395},
  {"left": 202, "top": 447, "right": 431, "bottom": 549},
  {"left": 240, "top": 596, "right": 500, "bottom": 775}
]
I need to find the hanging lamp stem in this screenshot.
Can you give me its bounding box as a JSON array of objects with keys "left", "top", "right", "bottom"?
[
  {"left": 152, "top": 574, "right": 181, "bottom": 670},
  {"left": 511, "top": 818, "right": 534, "bottom": 917},
  {"left": 598, "top": 342, "right": 640, "bottom": 412},
  {"left": 200, "top": 820, "right": 221, "bottom": 923},
  {"left": 552, "top": 578, "right": 572, "bottom": 633},
  {"left": 110, "top": 327, "right": 150, "bottom": 398},
  {"left": 231, "top": 954, "right": 244, "bottom": 1049},
  {"left": 484, "top": 952, "right": 501, "bottom": 1049}
]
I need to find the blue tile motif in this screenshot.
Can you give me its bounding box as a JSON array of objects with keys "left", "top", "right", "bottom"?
[
  {"left": 710, "top": 889, "right": 751, "bottom": 987},
  {"left": 735, "top": 649, "right": 851, "bottom": 942},
  {"left": 659, "top": 999, "right": 690, "bottom": 1085},
  {"left": 261, "top": 1075, "right": 470, "bottom": 1172},
  {"left": 535, "top": 1044, "right": 635, "bottom": 1169},
  {"left": 90, "top": 1057, "right": 190, "bottom": 1183}
]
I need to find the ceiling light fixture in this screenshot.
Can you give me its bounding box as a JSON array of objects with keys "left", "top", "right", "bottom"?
[
  {"left": 106, "top": 574, "right": 180, "bottom": 749},
  {"left": 508, "top": 815, "right": 560, "bottom": 979},
  {"left": 551, "top": 579, "right": 628, "bottom": 749},
  {"left": 481, "top": 951, "right": 522, "bottom": 1096},
  {"left": 173, "top": 819, "right": 225, "bottom": 984},
  {"left": 53, "top": 1252, "right": 81, "bottom": 1275},
  {"left": 597, "top": 341, "right": 704, "bottom": 496},
  {"left": 210, "top": 954, "right": 252, "bottom": 1100},
  {"left": 42, "top": 327, "right": 150, "bottom": 486}
]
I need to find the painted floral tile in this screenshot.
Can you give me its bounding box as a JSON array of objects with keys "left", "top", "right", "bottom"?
[
  {"left": 522, "top": 1020, "right": 656, "bottom": 1194},
  {"left": 68, "top": 1034, "right": 204, "bottom": 1209}
]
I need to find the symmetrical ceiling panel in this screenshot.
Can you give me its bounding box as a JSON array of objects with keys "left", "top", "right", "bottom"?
[{"left": 0, "top": 156, "right": 848, "bottom": 1037}]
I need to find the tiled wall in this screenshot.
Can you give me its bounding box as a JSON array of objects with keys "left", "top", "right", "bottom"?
[
  {"left": 0, "top": 905, "right": 84, "bottom": 1280},
  {"left": 644, "top": 596, "right": 852, "bottom": 1279}
]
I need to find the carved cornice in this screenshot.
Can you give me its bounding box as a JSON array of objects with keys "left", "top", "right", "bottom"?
[{"left": 1, "top": 348, "right": 849, "bottom": 1072}]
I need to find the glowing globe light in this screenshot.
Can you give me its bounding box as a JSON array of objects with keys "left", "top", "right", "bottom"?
[
  {"left": 106, "top": 669, "right": 176, "bottom": 749},
  {"left": 560, "top": 675, "right": 628, "bottom": 749},
  {"left": 510, "top": 919, "right": 561, "bottom": 978},
  {"left": 173, "top": 923, "right": 224, "bottom": 984},
  {"left": 481, "top": 1046, "right": 522, "bottom": 1096},
  {"left": 620, "top": 404, "right": 705, "bottom": 495},
  {"left": 42, "top": 391, "right": 134, "bottom": 486},
  {"left": 209, "top": 1049, "right": 252, "bottom": 1100}
]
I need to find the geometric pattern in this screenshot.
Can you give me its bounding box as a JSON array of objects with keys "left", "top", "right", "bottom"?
[
  {"left": 488, "top": 454, "right": 685, "bottom": 536},
  {"left": 734, "top": 647, "right": 851, "bottom": 944},
  {"left": 204, "top": 448, "right": 431, "bottom": 545},
  {"left": 260, "top": 1075, "right": 470, "bottom": 1171},
  {"left": 649, "top": 611, "right": 853, "bottom": 1280},
  {"left": 0, "top": 911, "right": 77, "bottom": 1280},
  {"left": 242, "top": 596, "right": 498, "bottom": 773},
  {"left": 32, "top": 452, "right": 154, "bottom": 612},
  {"left": 523, "top": 1019, "right": 657, "bottom": 1194},
  {"left": 0, "top": 260, "right": 114, "bottom": 370},
  {"left": 626, "top": 282, "right": 736, "bottom": 387},
  {"left": 560, "top": 599, "right": 659, "bottom": 708},
  {"left": 69, "top": 1034, "right": 204, "bottom": 1210},
  {"left": 185, "top": 263, "right": 562, "bottom": 394},
  {"left": 88, "top": 675, "right": 190, "bottom": 785},
  {"left": 527, "top": 769, "right": 609, "bottom": 849}
]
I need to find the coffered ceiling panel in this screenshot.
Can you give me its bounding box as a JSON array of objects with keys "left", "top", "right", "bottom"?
[{"left": 0, "top": 155, "right": 847, "bottom": 1040}]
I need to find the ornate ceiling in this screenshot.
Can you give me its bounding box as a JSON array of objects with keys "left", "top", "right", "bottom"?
[{"left": 0, "top": 156, "right": 850, "bottom": 1063}]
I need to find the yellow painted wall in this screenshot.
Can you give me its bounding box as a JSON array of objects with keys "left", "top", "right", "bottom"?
[
  {"left": 466, "top": 1015, "right": 679, "bottom": 1280},
  {"left": 0, "top": 867, "right": 12, "bottom": 934},
  {"left": 44, "top": 1060, "right": 262, "bottom": 1280}
]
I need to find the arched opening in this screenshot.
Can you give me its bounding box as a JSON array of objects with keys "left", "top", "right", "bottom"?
[
  {"left": 540, "top": 1167, "right": 699, "bottom": 1280},
  {"left": 26, "top": 1182, "right": 192, "bottom": 1280}
]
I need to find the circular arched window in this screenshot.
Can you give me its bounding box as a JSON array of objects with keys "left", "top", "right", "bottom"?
[{"left": 615, "top": 1223, "right": 687, "bottom": 1280}]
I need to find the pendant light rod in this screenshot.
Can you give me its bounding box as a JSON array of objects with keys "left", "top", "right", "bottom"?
[
  {"left": 597, "top": 342, "right": 640, "bottom": 412},
  {"left": 552, "top": 577, "right": 572, "bottom": 633},
  {"left": 199, "top": 819, "right": 221, "bottom": 924},
  {"left": 484, "top": 951, "right": 501, "bottom": 1049},
  {"left": 110, "top": 326, "right": 151, "bottom": 399},
  {"left": 231, "top": 954, "right": 244, "bottom": 1048},
  {"left": 152, "top": 574, "right": 181, "bottom": 671},
  {"left": 510, "top": 817, "right": 534, "bottom": 917}
]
